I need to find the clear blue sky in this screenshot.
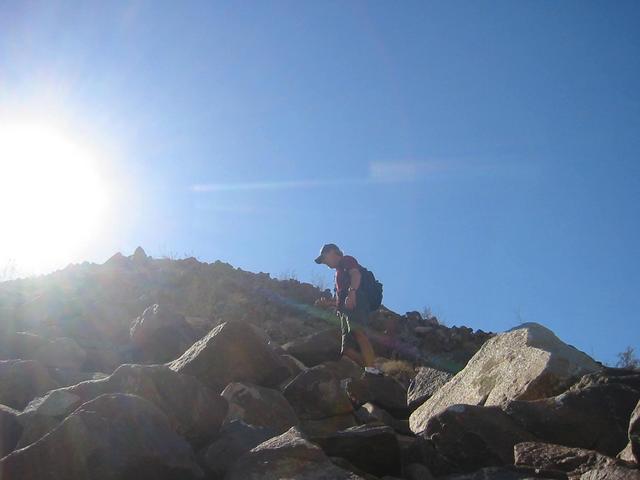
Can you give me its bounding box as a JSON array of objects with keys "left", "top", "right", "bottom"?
[{"left": 1, "top": 1, "right": 639, "bottom": 365}]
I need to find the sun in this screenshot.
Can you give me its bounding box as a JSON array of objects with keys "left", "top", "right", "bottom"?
[{"left": 0, "top": 122, "right": 110, "bottom": 275}]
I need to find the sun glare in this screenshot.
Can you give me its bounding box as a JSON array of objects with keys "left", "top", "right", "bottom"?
[{"left": 0, "top": 122, "right": 110, "bottom": 275}]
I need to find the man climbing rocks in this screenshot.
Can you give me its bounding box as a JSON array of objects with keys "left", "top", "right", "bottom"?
[{"left": 314, "top": 243, "right": 383, "bottom": 375}]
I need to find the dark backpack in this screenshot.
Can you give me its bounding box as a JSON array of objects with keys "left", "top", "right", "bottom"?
[{"left": 358, "top": 265, "right": 383, "bottom": 311}]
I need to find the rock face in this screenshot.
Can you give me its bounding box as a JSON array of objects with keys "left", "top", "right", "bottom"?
[
  {"left": 130, "top": 303, "right": 199, "bottom": 363},
  {"left": 222, "top": 382, "right": 298, "bottom": 434},
  {"left": 408, "top": 366, "right": 452, "bottom": 412},
  {"left": 410, "top": 323, "right": 601, "bottom": 433},
  {"left": 282, "top": 328, "right": 342, "bottom": 366},
  {"left": 420, "top": 404, "right": 537, "bottom": 476},
  {"left": 21, "top": 364, "right": 227, "bottom": 447},
  {"left": 225, "top": 426, "right": 364, "bottom": 479},
  {"left": 0, "top": 393, "right": 203, "bottom": 480},
  {"left": 0, "top": 360, "right": 58, "bottom": 410},
  {"left": 506, "top": 383, "right": 640, "bottom": 457},
  {"left": 310, "top": 425, "right": 401, "bottom": 477},
  {"left": 33, "top": 337, "right": 87, "bottom": 371},
  {"left": 170, "top": 321, "right": 290, "bottom": 393},
  {"left": 282, "top": 365, "right": 354, "bottom": 420},
  {"left": 0, "top": 404, "right": 22, "bottom": 458},
  {"left": 514, "top": 442, "right": 622, "bottom": 479}
]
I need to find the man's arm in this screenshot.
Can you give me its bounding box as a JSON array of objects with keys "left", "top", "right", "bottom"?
[
  {"left": 348, "top": 268, "right": 361, "bottom": 290},
  {"left": 345, "top": 268, "right": 361, "bottom": 309}
]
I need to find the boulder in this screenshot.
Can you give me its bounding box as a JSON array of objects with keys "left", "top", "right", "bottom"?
[
  {"left": 410, "top": 323, "right": 601, "bottom": 433},
  {"left": 421, "top": 404, "right": 537, "bottom": 476},
  {"left": 222, "top": 382, "right": 298, "bottom": 434},
  {"left": 438, "top": 466, "right": 566, "bottom": 480},
  {"left": 506, "top": 383, "right": 640, "bottom": 457},
  {"left": 299, "top": 413, "right": 359, "bottom": 437},
  {"left": 0, "top": 404, "right": 22, "bottom": 458},
  {"left": 34, "top": 337, "right": 86, "bottom": 371},
  {"left": 0, "top": 360, "right": 58, "bottom": 409},
  {"left": 515, "top": 442, "right": 623, "bottom": 479},
  {"left": 0, "top": 331, "right": 47, "bottom": 360},
  {"left": 21, "top": 364, "right": 227, "bottom": 447},
  {"left": 310, "top": 425, "right": 401, "bottom": 477},
  {"left": 282, "top": 328, "right": 342, "bottom": 366},
  {"left": 346, "top": 371, "right": 408, "bottom": 418},
  {"left": 130, "top": 304, "right": 199, "bottom": 363},
  {"left": 17, "top": 389, "right": 83, "bottom": 448},
  {"left": 282, "top": 365, "right": 353, "bottom": 420},
  {"left": 322, "top": 357, "right": 364, "bottom": 381},
  {"left": 355, "top": 402, "right": 411, "bottom": 434},
  {"left": 408, "top": 366, "right": 452, "bottom": 412},
  {"left": 170, "top": 321, "right": 290, "bottom": 393},
  {"left": 0, "top": 393, "right": 203, "bottom": 479},
  {"left": 224, "top": 426, "right": 365, "bottom": 479},
  {"left": 580, "top": 465, "right": 640, "bottom": 479},
  {"left": 619, "top": 399, "right": 640, "bottom": 464},
  {"left": 200, "top": 420, "right": 277, "bottom": 478}
]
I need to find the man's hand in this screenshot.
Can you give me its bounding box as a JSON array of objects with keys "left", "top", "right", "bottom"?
[{"left": 345, "top": 290, "right": 357, "bottom": 310}]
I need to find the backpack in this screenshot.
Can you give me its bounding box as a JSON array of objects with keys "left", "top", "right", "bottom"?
[{"left": 358, "top": 265, "right": 383, "bottom": 311}]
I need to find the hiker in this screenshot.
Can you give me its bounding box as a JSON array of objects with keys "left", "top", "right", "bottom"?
[{"left": 314, "top": 243, "right": 383, "bottom": 375}]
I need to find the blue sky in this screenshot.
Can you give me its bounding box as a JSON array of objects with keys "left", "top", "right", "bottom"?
[{"left": 1, "top": 1, "right": 639, "bottom": 365}]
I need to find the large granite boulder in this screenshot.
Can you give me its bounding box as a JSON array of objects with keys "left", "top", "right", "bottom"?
[
  {"left": 515, "top": 442, "right": 624, "bottom": 479},
  {"left": 222, "top": 382, "right": 298, "bottom": 434},
  {"left": 170, "top": 321, "right": 289, "bottom": 393},
  {"left": 346, "top": 371, "right": 408, "bottom": 418},
  {"left": 130, "top": 303, "right": 199, "bottom": 363},
  {"left": 310, "top": 425, "right": 401, "bottom": 477},
  {"left": 199, "top": 420, "right": 277, "bottom": 478},
  {"left": 421, "top": 404, "right": 537, "bottom": 476},
  {"left": 282, "top": 328, "right": 342, "bottom": 366},
  {"left": 282, "top": 364, "right": 353, "bottom": 420},
  {"left": 224, "top": 426, "right": 365, "bottom": 479},
  {"left": 410, "top": 323, "right": 601, "bottom": 433},
  {"left": 0, "top": 360, "right": 58, "bottom": 410},
  {"left": 619, "top": 399, "right": 640, "bottom": 464},
  {"left": 0, "top": 394, "right": 203, "bottom": 479},
  {"left": 0, "top": 404, "right": 22, "bottom": 458},
  {"left": 20, "top": 364, "right": 227, "bottom": 447},
  {"left": 506, "top": 383, "right": 640, "bottom": 457},
  {"left": 580, "top": 465, "right": 640, "bottom": 479},
  {"left": 408, "top": 366, "right": 452, "bottom": 412}
]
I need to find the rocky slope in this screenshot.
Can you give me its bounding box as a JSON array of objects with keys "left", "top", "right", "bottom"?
[{"left": 0, "top": 248, "right": 638, "bottom": 479}]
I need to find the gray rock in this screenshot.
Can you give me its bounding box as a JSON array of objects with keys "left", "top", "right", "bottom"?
[
  {"left": 282, "top": 328, "right": 342, "bottom": 366},
  {"left": 170, "top": 321, "right": 290, "bottom": 393},
  {"left": 411, "top": 323, "right": 602, "bottom": 433},
  {"left": 515, "top": 442, "right": 624, "bottom": 478},
  {"left": 224, "top": 426, "right": 365, "bottom": 479},
  {"left": 0, "top": 360, "right": 58, "bottom": 410},
  {"left": 618, "top": 399, "right": 640, "bottom": 464},
  {"left": 0, "top": 393, "right": 203, "bottom": 480},
  {"left": 506, "top": 383, "right": 640, "bottom": 457},
  {"left": 200, "top": 420, "right": 277, "bottom": 477},
  {"left": 21, "top": 364, "right": 227, "bottom": 447},
  {"left": 580, "top": 465, "right": 640, "bottom": 479},
  {"left": 130, "top": 303, "right": 199, "bottom": 363},
  {"left": 0, "top": 404, "right": 22, "bottom": 457},
  {"left": 282, "top": 365, "right": 354, "bottom": 420},
  {"left": 408, "top": 366, "right": 452, "bottom": 412},
  {"left": 222, "top": 382, "right": 298, "bottom": 434},
  {"left": 422, "top": 404, "right": 537, "bottom": 476},
  {"left": 310, "top": 425, "right": 401, "bottom": 477}
]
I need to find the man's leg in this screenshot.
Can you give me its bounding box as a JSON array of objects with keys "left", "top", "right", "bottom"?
[
  {"left": 352, "top": 328, "right": 375, "bottom": 368},
  {"left": 340, "top": 311, "right": 364, "bottom": 366}
]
